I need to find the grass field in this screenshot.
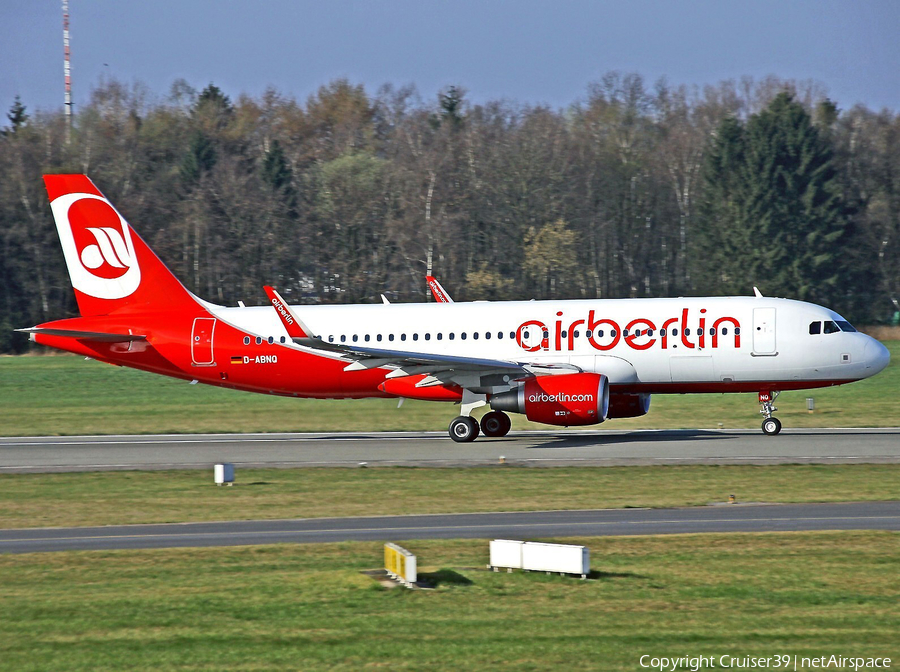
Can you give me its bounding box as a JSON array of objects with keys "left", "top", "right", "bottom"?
[
  {"left": 2, "top": 464, "right": 898, "bottom": 529},
  {"left": 0, "top": 532, "right": 896, "bottom": 671},
  {"left": 0, "top": 341, "right": 898, "bottom": 436}
]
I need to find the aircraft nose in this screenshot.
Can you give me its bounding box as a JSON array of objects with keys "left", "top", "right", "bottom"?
[{"left": 864, "top": 338, "right": 890, "bottom": 374}]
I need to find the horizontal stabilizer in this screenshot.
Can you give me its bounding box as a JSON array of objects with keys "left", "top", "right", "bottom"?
[{"left": 16, "top": 327, "right": 146, "bottom": 343}]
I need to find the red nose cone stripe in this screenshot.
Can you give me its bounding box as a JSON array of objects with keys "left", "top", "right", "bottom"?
[{"left": 43, "top": 174, "right": 103, "bottom": 202}]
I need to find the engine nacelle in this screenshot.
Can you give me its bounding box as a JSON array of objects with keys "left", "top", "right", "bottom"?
[
  {"left": 606, "top": 393, "right": 651, "bottom": 419},
  {"left": 490, "top": 373, "right": 609, "bottom": 427}
]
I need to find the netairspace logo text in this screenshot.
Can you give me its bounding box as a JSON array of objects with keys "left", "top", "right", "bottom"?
[{"left": 639, "top": 654, "right": 892, "bottom": 671}]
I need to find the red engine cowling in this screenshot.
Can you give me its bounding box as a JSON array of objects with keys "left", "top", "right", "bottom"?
[
  {"left": 490, "top": 373, "right": 609, "bottom": 426},
  {"left": 606, "top": 393, "right": 651, "bottom": 419}
]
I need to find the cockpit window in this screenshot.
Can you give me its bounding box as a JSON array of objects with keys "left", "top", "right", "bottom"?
[
  {"left": 836, "top": 321, "right": 857, "bottom": 333},
  {"left": 823, "top": 321, "right": 840, "bottom": 334},
  {"left": 809, "top": 321, "right": 821, "bottom": 335}
]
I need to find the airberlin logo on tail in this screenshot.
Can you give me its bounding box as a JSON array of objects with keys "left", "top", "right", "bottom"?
[{"left": 51, "top": 193, "right": 141, "bottom": 300}]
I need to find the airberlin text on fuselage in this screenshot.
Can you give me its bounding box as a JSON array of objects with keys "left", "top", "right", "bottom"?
[{"left": 516, "top": 308, "right": 741, "bottom": 353}]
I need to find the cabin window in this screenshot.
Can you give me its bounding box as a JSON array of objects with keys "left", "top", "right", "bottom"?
[
  {"left": 461, "top": 332, "right": 467, "bottom": 340},
  {"left": 684, "top": 328, "right": 691, "bottom": 336},
  {"left": 509, "top": 332, "right": 515, "bottom": 339},
  {"left": 377, "top": 334, "right": 382, "bottom": 342},
  {"left": 623, "top": 329, "right": 630, "bottom": 337},
  {"left": 610, "top": 330, "right": 617, "bottom": 338},
  {"left": 267, "top": 336, "right": 275, "bottom": 344},
  {"left": 542, "top": 330, "right": 549, "bottom": 339},
  {"left": 721, "top": 328, "right": 728, "bottom": 336},
  {"left": 836, "top": 321, "right": 857, "bottom": 332},
  {"left": 660, "top": 329, "right": 666, "bottom": 337},
  {"left": 256, "top": 337, "right": 262, "bottom": 345},
  {"left": 473, "top": 332, "right": 478, "bottom": 340},
  {"left": 412, "top": 333, "right": 418, "bottom": 341},
  {"left": 824, "top": 321, "right": 840, "bottom": 334},
  {"left": 485, "top": 332, "right": 491, "bottom": 340},
  {"left": 671, "top": 329, "right": 678, "bottom": 336},
  {"left": 573, "top": 330, "right": 580, "bottom": 338},
  {"left": 340, "top": 335, "right": 346, "bottom": 343},
  {"left": 497, "top": 332, "right": 503, "bottom": 339},
  {"left": 561, "top": 330, "right": 567, "bottom": 338},
  {"left": 586, "top": 330, "right": 592, "bottom": 338},
  {"left": 523, "top": 331, "right": 530, "bottom": 339},
  {"left": 401, "top": 334, "right": 407, "bottom": 341},
  {"left": 352, "top": 335, "right": 358, "bottom": 342},
  {"left": 734, "top": 328, "right": 740, "bottom": 335},
  {"left": 809, "top": 321, "right": 821, "bottom": 335},
  {"left": 709, "top": 328, "right": 715, "bottom": 336},
  {"left": 437, "top": 333, "right": 443, "bottom": 340},
  {"left": 449, "top": 333, "right": 455, "bottom": 340},
  {"left": 647, "top": 329, "right": 654, "bottom": 337},
  {"left": 243, "top": 336, "right": 251, "bottom": 345},
  {"left": 425, "top": 333, "right": 431, "bottom": 341},
  {"left": 280, "top": 336, "right": 286, "bottom": 344},
  {"left": 328, "top": 335, "right": 334, "bottom": 343}
]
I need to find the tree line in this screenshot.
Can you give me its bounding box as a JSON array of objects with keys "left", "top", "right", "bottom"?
[{"left": 0, "top": 73, "right": 898, "bottom": 352}]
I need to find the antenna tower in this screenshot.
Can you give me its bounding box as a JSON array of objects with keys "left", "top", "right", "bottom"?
[{"left": 63, "top": 0, "right": 72, "bottom": 144}]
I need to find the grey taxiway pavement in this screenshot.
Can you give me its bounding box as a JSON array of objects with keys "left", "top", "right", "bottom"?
[
  {"left": 2, "top": 502, "right": 898, "bottom": 554},
  {"left": 1, "top": 427, "right": 898, "bottom": 472}
]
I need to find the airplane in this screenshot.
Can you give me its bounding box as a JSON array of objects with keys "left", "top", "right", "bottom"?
[{"left": 19, "top": 175, "right": 891, "bottom": 442}]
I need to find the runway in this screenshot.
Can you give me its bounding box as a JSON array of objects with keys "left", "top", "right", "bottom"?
[
  {"left": 1, "top": 428, "right": 899, "bottom": 472},
  {"left": 2, "top": 502, "right": 897, "bottom": 554}
]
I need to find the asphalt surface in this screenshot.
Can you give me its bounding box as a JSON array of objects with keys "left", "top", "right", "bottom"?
[
  {"left": 1, "top": 428, "right": 898, "bottom": 472},
  {"left": 2, "top": 502, "right": 897, "bottom": 554}
]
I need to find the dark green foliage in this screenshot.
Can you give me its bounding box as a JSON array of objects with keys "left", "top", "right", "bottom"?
[
  {"left": 3, "top": 95, "right": 28, "bottom": 135},
  {"left": 695, "top": 93, "right": 865, "bottom": 314},
  {"left": 180, "top": 131, "right": 216, "bottom": 183}
]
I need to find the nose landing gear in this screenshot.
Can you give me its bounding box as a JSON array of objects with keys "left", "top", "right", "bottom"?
[{"left": 759, "top": 391, "right": 782, "bottom": 435}]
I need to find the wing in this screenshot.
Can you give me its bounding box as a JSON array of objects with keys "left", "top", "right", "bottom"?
[{"left": 262, "top": 287, "right": 577, "bottom": 393}]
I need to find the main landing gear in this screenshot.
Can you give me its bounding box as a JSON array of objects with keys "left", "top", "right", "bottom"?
[
  {"left": 448, "top": 411, "right": 512, "bottom": 443},
  {"left": 759, "top": 391, "right": 782, "bottom": 436}
]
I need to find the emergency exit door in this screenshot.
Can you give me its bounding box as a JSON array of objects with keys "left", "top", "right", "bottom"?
[
  {"left": 191, "top": 317, "right": 216, "bottom": 365},
  {"left": 752, "top": 308, "right": 776, "bottom": 355}
]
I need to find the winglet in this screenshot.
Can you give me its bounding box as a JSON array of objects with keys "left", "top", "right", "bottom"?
[
  {"left": 426, "top": 275, "right": 454, "bottom": 303},
  {"left": 753, "top": 286, "right": 764, "bottom": 298},
  {"left": 263, "top": 286, "right": 312, "bottom": 338}
]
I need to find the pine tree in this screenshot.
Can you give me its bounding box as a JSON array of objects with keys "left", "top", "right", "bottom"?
[
  {"left": 2, "top": 95, "right": 28, "bottom": 135},
  {"left": 695, "top": 93, "right": 853, "bottom": 305}
]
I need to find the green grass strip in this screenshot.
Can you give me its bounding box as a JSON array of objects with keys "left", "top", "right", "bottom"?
[
  {"left": 0, "top": 341, "right": 898, "bottom": 436},
  {"left": 1, "top": 464, "right": 898, "bottom": 529},
  {"left": 0, "top": 532, "right": 896, "bottom": 671}
]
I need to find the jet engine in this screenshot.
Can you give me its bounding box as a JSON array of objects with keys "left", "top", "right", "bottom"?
[
  {"left": 489, "top": 373, "right": 609, "bottom": 426},
  {"left": 606, "top": 393, "right": 652, "bottom": 419}
]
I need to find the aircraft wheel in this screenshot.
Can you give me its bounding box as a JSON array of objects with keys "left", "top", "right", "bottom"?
[
  {"left": 449, "top": 416, "right": 480, "bottom": 442},
  {"left": 481, "top": 411, "right": 511, "bottom": 438},
  {"left": 761, "top": 417, "right": 782, "bottom": 436}
]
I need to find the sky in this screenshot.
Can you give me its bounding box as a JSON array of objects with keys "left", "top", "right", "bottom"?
[{"left": 2, "top": 0, "right": 899, "bottom": 116}]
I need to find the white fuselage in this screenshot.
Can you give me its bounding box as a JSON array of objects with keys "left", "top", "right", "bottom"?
[{"left": 209, "top": 296, "right": 889, "bottom": 392}]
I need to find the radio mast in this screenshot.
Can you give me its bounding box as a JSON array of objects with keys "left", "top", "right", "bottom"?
[{"left": 63, "top": 0, "right": 72, "bottom": 144}]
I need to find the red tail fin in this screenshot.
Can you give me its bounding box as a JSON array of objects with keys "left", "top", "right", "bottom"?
[{"left": 44, "top": 175, "right": 198, "bottom": 316}]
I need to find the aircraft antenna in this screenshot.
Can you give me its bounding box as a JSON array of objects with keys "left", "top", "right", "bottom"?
[{"left": 63, "top": 0, "right": 72, "bottom": 144}]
